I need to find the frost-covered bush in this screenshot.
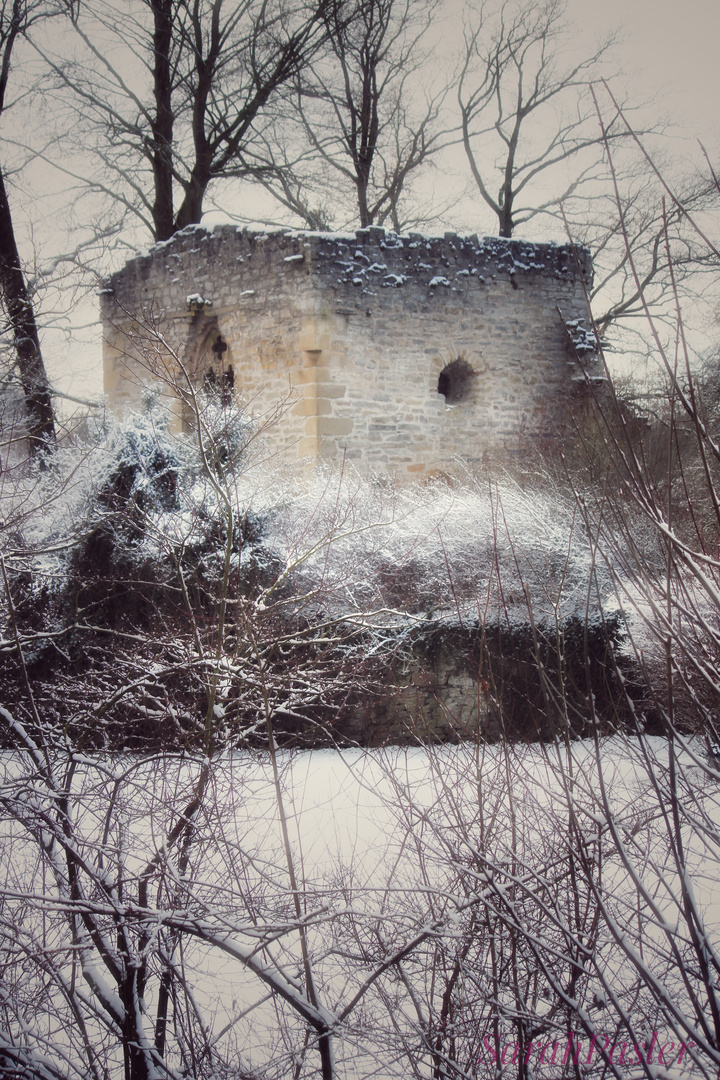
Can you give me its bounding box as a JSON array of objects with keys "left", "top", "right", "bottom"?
[
  {"left": 0, "top": 392, "right": 642, "bottom": 749},
  {"left": 99, "top": 412, "right": 180, "bottom": 513},
  {"left": 245, "top": 469, "right": 615, "bottom": 624},
  {"left": 54, "top": 393, "right": 271, "bottom": 629}
]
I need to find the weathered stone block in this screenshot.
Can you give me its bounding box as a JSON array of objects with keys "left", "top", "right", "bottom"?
[
  {"left": 314, "top": 383, "right": 346, "bottom": 399},
  {"left": 317, "top": 417, "right": 354, "bottom": 436},
  {"left": 292, "top": 398, "right": 333, "bottom": 416}
]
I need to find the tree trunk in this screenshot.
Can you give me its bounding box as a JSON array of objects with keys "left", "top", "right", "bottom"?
[
  {"left": 318, "top": 1031, "right": 334, "bottom": 1080},
  {"left": 121, "top": 968, "right": 152, "bottom": 1080},
  {"left": 357, "top": 173, "right": 371, "bottom": 226},
  {"left": 0, "top": 164, "right": 55, "bottom": 455},
  {"left": 499, "top": 183, "right": 513, "bottom": 237},
  {"left": 150, "top": 0, "right": 175, "bottom": 242},
  {"left": 173, "top": 165, "right": 210, "bottom": 231}
]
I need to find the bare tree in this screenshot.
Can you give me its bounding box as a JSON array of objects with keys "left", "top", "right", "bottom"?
[
  {"left": 255, "top": 0, "right": 450, "bottom": 231},
  {"left": 456, "top": 1, "right": 716, "bottom": 343},
  {"left": 39, "top": 0, "right": 333, "bottom": 243},
  {"left": 458, "top": 0, "right": 616, "bottom": 239},
  {"left": 526, "top": 126, "right": 720, "bottom": 1080},
  {"left": 0, "top": 0, "right": 60, "bottom": 453}
]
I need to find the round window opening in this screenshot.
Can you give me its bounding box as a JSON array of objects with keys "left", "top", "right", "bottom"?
[{"left": 437, "top": 355, "right": 476, "bottom": 404}]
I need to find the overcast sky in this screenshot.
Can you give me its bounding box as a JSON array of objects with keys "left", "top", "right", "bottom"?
[{"left": 567, "top": 0, "right": 719, "bottom": 145}]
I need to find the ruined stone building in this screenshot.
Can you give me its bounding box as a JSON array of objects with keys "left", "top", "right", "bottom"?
[{"left": 101, "top": 225, "right": 598, "bottom": 477}]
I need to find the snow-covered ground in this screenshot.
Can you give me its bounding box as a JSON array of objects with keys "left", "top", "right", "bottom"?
[{"left": 1, "top": 736, "right": 717, "bottom": 1079}]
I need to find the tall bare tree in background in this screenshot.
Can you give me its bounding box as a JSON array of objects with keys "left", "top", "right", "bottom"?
[
  {"left": 43, "top": 0, "right": 334, "bottom": 242},
  {"left": 458, "top": 0, "right": 615, "bottom": 239},
  {"left": 455, "top": 0, "right": 719, "bottom": 344},
  {"left": 0, "top": 0, "right": 60, "bottom": 454},
  {"left": 254, "top": 0, "right": 450, "bottom": 231}
]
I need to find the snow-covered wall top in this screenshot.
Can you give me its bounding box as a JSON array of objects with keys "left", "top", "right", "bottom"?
[
  {"left": 101, "top": 226, "right": 597, "bottom": 476},
  {"left": 106, "top": 223, "right": 592, "bottom": 300}
]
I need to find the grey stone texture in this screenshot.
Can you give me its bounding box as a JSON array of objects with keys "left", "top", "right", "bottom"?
[{"left": 101, "top": 224, "right": 597, "bottom": 477}]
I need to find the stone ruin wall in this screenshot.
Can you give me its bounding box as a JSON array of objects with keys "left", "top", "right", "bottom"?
[{"left": 101, "top": 224, "right": 596, "bottom": 477}]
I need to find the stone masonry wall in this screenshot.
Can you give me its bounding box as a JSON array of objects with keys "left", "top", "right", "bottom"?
[{"left": 101, "top": 224, "right": 597, "bottom": 476}]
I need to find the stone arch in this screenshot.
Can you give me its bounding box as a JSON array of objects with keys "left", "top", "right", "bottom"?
[
  {"left": 199, "top": 330, "right": 234, "bottom": 404},
  {"left": 181, "top": 319, "right": 235, "bottom": 429}
]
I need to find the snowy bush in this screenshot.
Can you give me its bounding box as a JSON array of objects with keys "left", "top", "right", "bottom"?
[{"left": 0, "top": 387, "right": 646, "bottom": 751}]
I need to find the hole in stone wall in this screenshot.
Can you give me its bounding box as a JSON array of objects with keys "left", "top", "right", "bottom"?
[{"left": 437, "top": 354, "right": 477, "bottom": 405}]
